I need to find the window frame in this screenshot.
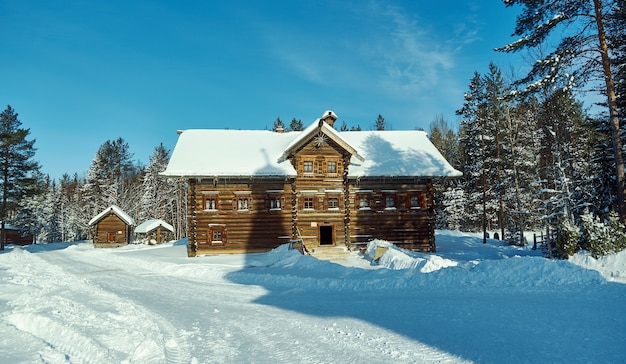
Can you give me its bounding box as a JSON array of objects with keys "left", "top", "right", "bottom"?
[
  {"left": 304, "top": 196, "right": 314, "bottom": 210},
  {"left": 303, "top": 160, "right": 313, "bottom": 174},
  {"left": 327, "top": 161, "right": 337, "bottom": 174}
]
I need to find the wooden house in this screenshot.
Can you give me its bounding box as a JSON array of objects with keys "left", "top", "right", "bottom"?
[
  {"left": 162, "top": 110, "right": 461, "bottom": 257},
  {"left": 134, "top": 219, "right": 174, "bottom": 244},
  {"left": 88, "top": 205, "right": 135, "bottom": 247},
  {"left": 0, "top": 223, "right": 34, "bottom": 246}
]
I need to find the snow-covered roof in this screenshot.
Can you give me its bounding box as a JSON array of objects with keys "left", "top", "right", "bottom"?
[
  {"left": 88, "top": 205, "right": 136, "bottom": 226},
  {"left": 134, "top": 219, "right": 174, "bottom": 234},
  {"left": 162, "top": 111, "right": 461, "bottom": 178},
  {"left": 341, "top": 130, "right": 462, "bottom": 177},
  {"left": 162, "top": 129, "right": 297, "bottom": 177},
  {"left": 278, "top": 116, "right": 363, "bottom": 163}
]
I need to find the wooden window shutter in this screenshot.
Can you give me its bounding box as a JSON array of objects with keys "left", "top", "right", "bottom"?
[{"left": 419, "top": 193, "right": 427, "bottom": 208}]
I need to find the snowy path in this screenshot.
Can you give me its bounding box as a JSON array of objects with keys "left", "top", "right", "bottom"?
[
  {"left": 1, "top": 234, "right": 625, "bottom": 363},
  {"left": 0, "top": 243, "right": 466, "bottom": 363}
]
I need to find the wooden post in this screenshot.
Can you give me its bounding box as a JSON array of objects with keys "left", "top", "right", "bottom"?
[
  {"left": 188, "top": 178, "right": 197, "bottom": 257},
  {"left": 343, "top": 153, "right": 351, "bottom": 249}
]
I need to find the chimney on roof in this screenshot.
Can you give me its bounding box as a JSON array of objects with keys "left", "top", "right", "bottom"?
[
  {"left": 275, "top": 125, "right": 284, "bottom": 133},
  {"left": 321, "top": 110, "right": 338, "bottom": 128}
]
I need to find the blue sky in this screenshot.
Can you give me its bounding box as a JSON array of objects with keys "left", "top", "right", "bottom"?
[{"left": 0, "top": 1, "right": 526, "bottom": 180}]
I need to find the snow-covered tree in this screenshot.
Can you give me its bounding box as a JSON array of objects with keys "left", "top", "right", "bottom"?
[
  {"left": 83, "top": 138, "right": 142, "bottom": 225},
  {"left": 0, "top": 105, "right": 40, "bottom": 250},
  {"left": 497, "top": 0, "right": 625, "bottom": 223}
]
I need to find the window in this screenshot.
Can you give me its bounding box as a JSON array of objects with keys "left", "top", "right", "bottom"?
[
  {"left": 303, "top": 161, "right": 313, "bottom": 173},
  {"left": 328, "top": 197, "right": 338, "bottom": 209},
  {"left": 410, "top": 195, "right": 420, "bottom": 208},
  {"left": 212, "top": 229, "right": 222, "bottom": 241},
  {"left": 359, "top": 197, "right": 369, "bottom": 209},
  {"left": 385, "top": 196, "right": 395, "bottom": 208},
  {"left": 204, "top": 197, "right": 216, "bottom": 210},
  {"left": 304, "top": 197, "right": 314, "bottom": 209},
  {"left": 238, "top": 197, "right": 250, "bottom": 210},
  {"left": 209, "top": 225, "right": 226, "bottom": 244},
  {"left": 327, "top": 161, "right": 337, "bottom": 174},
  {"left": 270, "top": 197, "right": 281, "bottom": 209}
]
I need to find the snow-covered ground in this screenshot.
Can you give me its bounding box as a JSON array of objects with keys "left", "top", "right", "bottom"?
[{"left": 0, "top": 230, "right": 624, "bottom": 363}]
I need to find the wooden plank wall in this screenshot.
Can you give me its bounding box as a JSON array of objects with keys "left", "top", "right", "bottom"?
[
  {"left": 95, "top": 214, "right": 129, "bottom": 244},
  {"left": 348, "top": 177, "right": 436, "bottom": 252},
  {"left": 188, "top": 177, "right": 294, "bottom": 255}
]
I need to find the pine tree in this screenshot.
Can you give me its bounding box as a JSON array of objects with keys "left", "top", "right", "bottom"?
[
  {"left": 271, "top": 117, "right": 284, "bottom": 132},
  {"left": 457, "top": 72, "right": 492, "bottom": 239},
  {"left": 429, "top": 115, "right": 460, "bottom": 168},
  {"left": 374, "top": 114, "right": 386, "bottom": 131},
  {"left": 83, "top": 138, "right": 140, "bottom": 221},
  {"left": 0, "top": 105, "right": 40, "bottom": 250},
  {"left": 289, "top": 118, "right": 303, "bottom": 131},
  {"left": 497, "top": 0, "right": 625, "bottom": 223}
]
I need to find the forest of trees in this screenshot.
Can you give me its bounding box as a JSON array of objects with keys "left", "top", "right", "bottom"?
[
  {"left": 430, "top": 0, "right": 626, "bottom": 257},
  {"left": 1, "top": 1, "right": 624, "bottom": 258},
  {"left": 4, "top": 134, "right": 187, "bottom": 246}
]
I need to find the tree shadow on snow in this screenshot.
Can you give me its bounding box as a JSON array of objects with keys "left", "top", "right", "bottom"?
[{"left": 225, "top": 240, "right": 626, "bottom": 363}]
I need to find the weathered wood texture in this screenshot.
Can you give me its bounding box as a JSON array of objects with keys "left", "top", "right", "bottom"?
[
  {"left": 93, "top": 214, "right": 131, "bottom": 246},
  {"left": 184, "top": 133, "right": 437, "bottom": 256},
  {"left": 348, "top": 177, "right": 436, "bottom": 252}
]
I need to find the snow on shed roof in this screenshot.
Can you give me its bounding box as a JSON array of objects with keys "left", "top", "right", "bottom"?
[
  {"left": 88, "top": 205, "right": 135, "bottom": 226},
  {"left": 134, "top": 219, "right": 174, "bottom": 234},
  {"left": 162, "top": 111, "right": 461, "bottom": 178}
]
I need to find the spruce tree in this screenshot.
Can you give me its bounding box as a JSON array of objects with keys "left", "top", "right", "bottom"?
[
  {"left": 271, "top": 117, "right": 284, "bottom": 132},
  {"left": 497, "top": 0, "right": 625, "bottom": 223},
  {"left": 288, "top": 118, "right": 303, "bottom": 131},
  {"left": 0, "top": 105, "right": 40, "bottom": 250},
  {"left": 374, "top": 114, "right": 386, "bottom": 131}
]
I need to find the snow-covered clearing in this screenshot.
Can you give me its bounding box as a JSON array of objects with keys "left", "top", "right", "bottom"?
[{"left": 0, "top": 231, "right": 624, "bottom": 363}]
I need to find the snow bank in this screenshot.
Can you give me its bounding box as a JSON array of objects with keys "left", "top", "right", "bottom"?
[{"left": 569, "top": 249, "right": 626, "bottom": 282}]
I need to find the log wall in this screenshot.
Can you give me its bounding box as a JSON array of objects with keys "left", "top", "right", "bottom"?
[{"left": 183, "top": 135, "right": 437, "bottom": 256}]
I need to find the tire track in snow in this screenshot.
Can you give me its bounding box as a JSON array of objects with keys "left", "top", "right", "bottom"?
[{"left": 1, "top": 248, "right": 192, "bottom": 363}]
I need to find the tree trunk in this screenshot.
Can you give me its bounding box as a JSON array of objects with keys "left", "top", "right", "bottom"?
[{"left": 593, "top": 0, "right": 626, "bottom": 223}]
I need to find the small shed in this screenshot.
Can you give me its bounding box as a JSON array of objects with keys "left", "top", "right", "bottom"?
[
  {"left": 134, "top": 219, "right": 174, "bottom": 244},
  {"left": 88, "top": 205, "right": 135, "bottom": 247},
  {"left": 0, "top": 222, "right": 34, "bottom": 246}
]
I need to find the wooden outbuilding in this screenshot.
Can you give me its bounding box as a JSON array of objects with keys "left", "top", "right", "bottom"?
[
  {"left": 134, "top": 219, "right": 174, "bottom": 244},
  {"left": 88, "top": 205, "right": 135, "bottom": 247},
  {"left": 161, "top": 110, "right": 461, "bottom": 257},
  {"left": 0, "top": 223, "right": 33, "bottom": 246}
]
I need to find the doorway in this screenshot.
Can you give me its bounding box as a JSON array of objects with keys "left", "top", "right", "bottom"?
[{"left": 319, "top": 225, "right": 334, "bottom": 245}]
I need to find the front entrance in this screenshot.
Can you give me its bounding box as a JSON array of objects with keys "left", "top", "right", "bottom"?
[{"left": 319, "top": 225, "right": 334, "bottom": 245}]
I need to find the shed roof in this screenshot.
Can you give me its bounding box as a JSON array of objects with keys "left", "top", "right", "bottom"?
[
  {"left": 161, "top": 111, "right": 461, "bottom": 178},
  {"left": 88, "top": 205, "right": 135, "bottom": 226},
  {"left": 134, "top": 219, "right": 174, "bottom": 234}
]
